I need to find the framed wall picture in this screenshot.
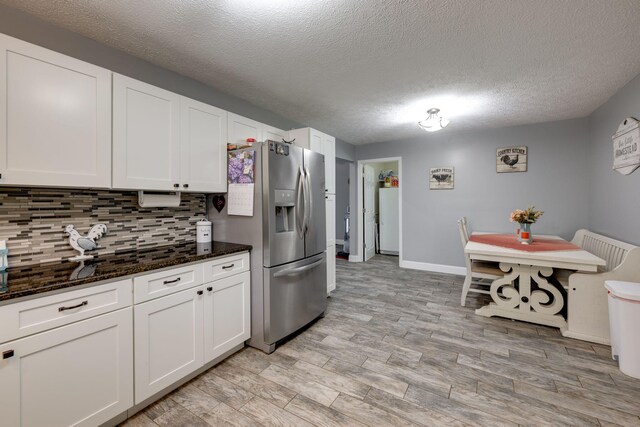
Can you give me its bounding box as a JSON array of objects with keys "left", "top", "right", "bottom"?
[
  {"left": 612, "top": 117, "right": 640, "bottom": 175},
  {"left": 496, "top": 146, "right": 527, "bottom": 173},
  {"left": 429, "top": 167, "right": 454, "bottom": 190}
]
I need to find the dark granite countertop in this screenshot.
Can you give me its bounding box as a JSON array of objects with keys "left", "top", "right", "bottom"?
[{"left": 0, "top": 241, "right": 252, "bottom": 303}]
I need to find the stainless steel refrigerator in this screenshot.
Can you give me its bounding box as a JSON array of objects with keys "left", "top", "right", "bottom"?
[{"left": 209, "top": 141, "right": 327, "bottom": 353}]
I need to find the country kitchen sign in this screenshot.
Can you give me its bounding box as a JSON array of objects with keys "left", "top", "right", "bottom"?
[
  {"left": 612, "top": 117, "right": 640, "bottom": 175},
  {"left": 496, "top": 146, "right": 527, "bottom": 173},
  {"left": 429, "top": 167, "right": 454, "bottom": 190}
]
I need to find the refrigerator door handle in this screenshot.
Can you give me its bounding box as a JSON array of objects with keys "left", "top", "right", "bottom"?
[
  {"left": 304, "top": 166, "right": 312, "bottom": 235},
  {"left": 273, "top": 258, "right": 325, "bottom": 277},
  {"left": 296, "top": 166, "right": 305, "bottom": 239}
]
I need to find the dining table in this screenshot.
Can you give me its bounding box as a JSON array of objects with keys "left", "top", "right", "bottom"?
[{"left": 464, "top": 232, "right": 606, "bottom": 329}]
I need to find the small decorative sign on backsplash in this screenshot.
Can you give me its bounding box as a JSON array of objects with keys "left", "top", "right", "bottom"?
[
  {"left": 612, "top": 117, "right": 640, "bottom": 175},
  {"left": 497, "top": 146, "right": 528, "bottom": 173},
  {"left": 429, "top": 167, "right": 454, "bottom": 190}
]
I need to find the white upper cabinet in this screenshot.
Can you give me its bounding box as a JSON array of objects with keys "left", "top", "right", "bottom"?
[
  {"left": 262, "top": 125, "right": 288, "bottom": 142},
  {"left": 322, "top": 134, "right": 336, "bottom": 194},
  {"left": 310, "top": 129, "right": 323, "bottom": 152},
  {"left": 0, "top": 34, "right": 112, "bottom": 188},
  {"left": 228, "top": 112, "right": 262, "bottom": 145},
  {"left": 180, "top": 98, "right": 227, "bottom": 193},
  {"left": 113, "top": 74, "right": 228, "bottom": 193},
  {"left": 288, "top": 127, "right": 336, "bottom": 194},
  {"left": 112, "top": 73, "right": 181, "bottom": 191}
]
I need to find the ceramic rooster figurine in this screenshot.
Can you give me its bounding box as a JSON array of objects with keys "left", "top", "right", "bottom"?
[{"left": 64, "top": 224, "right": 108, "bottom": 261}]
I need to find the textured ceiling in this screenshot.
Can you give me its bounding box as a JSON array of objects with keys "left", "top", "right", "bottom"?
[{"left": 3, "top": 0, "right": 640, "bottom": 145}]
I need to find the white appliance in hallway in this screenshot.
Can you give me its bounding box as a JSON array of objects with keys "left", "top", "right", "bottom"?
[
  {"left": 363, "top": 165, "right": 377, "bottom": 261},
  {"left": 379, "top": 188, "right": 399, "bottom": 255},
  {"left": 211, "top": 141, "right": 327, "bottom": 353}
]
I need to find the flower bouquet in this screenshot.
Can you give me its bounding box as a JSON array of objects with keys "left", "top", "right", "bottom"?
[{"left": 509, "top": 206, "right": 543, "bottom": 244}]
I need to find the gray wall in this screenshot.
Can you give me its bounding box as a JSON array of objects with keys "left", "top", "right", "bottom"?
[
  {"left": 356, "top": 118, "right": 591, "bottom": 267},
  {"left": 336, "top": 140, "right": 356, "bottom": 161},
  {"left": 335, "top": 159, "right": 351, "bottom": 242},
  {"left": 0, "top": 4, "right": 302, "bottom": 132},
  {"left": 587, "top": 73, "right": 640, "bottom": 245}
]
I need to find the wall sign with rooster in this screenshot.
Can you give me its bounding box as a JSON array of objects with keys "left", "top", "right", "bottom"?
[{"left": 497, "top": 146, "right": 527, "bottom": 173}]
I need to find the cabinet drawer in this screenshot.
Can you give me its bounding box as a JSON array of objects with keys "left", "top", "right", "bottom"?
[
  {"left": 134, "top": 264, "right": 204, "bottom": 303},
  {"left": 0, "top": 279, "right": 132, "bottom": 344},
  {"left": 202, "top": 252, "right": 250, "bottom": 283}
]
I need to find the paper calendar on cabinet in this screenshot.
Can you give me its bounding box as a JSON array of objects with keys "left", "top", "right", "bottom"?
[{"left": 227, "top": 183, "right": 254, "bottom": 216}]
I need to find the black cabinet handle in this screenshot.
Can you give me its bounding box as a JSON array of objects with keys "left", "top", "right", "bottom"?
[
  {"left": 197, "top": 290, "right": 204, "bottom": 295},
  {"left": 58, "top": 301, "right": 88, "bottom": 312},
  {"left": 183, "top": 184, "right": 189, "bottom": 188},
  {"left": 207, "top": 286, "right": 213, "bottom": 292},
  {"left": 3, "top": 350, "right": 14, "bottom": 359},
  {"left": 174, "top": 183, "right": 180, "bottom": 188},
  {"left": 163, "top": 277, "right": 181, "bottom": 285},
  {"left": 222, "top": 264, "right": 235, "bottom": 270}
]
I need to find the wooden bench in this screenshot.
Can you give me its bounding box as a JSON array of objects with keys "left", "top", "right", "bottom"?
[{"left": 561, "top": 229, "right": 640, "bottom": 345}]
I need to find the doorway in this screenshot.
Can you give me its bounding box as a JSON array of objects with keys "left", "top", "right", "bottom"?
[{"left": 356, "top": 157, "right": 402, "bottom": 263}]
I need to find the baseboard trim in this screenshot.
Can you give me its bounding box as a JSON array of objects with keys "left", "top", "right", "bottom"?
[
  {"left": 349, "top": 254, "right": 362, "bottom": 262},
  {"left": 399, "top": 260, "right": 466, "bottom": 276},
  {"left": 336, "top": 239, "right": 345, "bottom": 245},
  {"left": 560, "top": 328, "right": 611, "bottom": 345}
]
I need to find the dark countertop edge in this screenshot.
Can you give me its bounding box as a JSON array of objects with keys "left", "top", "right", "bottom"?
[{"left": 0, "top": 243, "right": 252, "bottom": 305}]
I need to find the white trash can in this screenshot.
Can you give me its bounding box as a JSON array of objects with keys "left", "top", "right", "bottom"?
[{"left": 605, "top": 280, "right": 640, "bottom": 379}]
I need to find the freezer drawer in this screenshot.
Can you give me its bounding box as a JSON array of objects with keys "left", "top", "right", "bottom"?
[{"left": 263, "top": 253, "right": 327, "bottom": 344}]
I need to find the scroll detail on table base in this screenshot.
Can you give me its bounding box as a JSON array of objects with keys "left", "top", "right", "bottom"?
[{"left": 475, "top": 262, "right": 567, "bottom": 328}]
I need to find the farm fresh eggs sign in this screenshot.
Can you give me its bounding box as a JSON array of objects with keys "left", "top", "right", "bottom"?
[
  {"left": 496, "top": 146, "right": 528, "bottom": 173},
  {"left": 429, "top": 167, "right": 454, "bottom": 190}
]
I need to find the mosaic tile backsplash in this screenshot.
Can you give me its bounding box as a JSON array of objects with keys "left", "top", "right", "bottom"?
[{"left": 0, "top": 188, "right": 206, "bottom": 267}]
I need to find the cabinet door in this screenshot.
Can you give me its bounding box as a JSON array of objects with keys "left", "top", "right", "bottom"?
[
  {"left": 0, "top": 308, "right": 133, "bottom": 427},
  {"left": 134, "top": 286, "right": 204, "bottom": 404},
  {"left": 180, "top": 97, "right": 228, "bottom": 193},
  {"left": 0, "top": 34, "right": 112, "bottom": 188},
  {"left": 263, "top": 125, "right": 287, "bottom": 142},
  {"left": 310, "top": 128, "right": 323, "bottom": 153},
  {"left": 203, "top": 271, "right": 250, "bottom": 363},
  {"left": 326, "top": 194, "right": 336, "bottom": 247},
  {"left": 113, "top": 73, "right": 181, "bottom": 191},
  {"left": 322, "top": 134, "right": 336, "bottom": 194},
  {"left": 327, "top": 245, "right": 336, "bottom": 294},
  {"left": 228, "top": 112, "right": 262, "bottom": 145}
]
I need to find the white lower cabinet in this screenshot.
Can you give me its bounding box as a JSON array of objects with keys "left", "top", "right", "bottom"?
[
  {"left": 0, "top": 308, "right": 133, "bottom": 427},
  {"left": 133, "top": 254, "right": 251, "bottom": 404},
  {"left": 204, "top": 271, "right": 251, "bottom": 362},
  {"left": 134, "top": 285, "right": 204, "bottom": 404},
  {"left": 0, "top": 252, "right": 250, "bottom": 425}
]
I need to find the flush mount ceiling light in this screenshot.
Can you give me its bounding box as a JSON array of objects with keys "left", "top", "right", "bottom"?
[{"left": 418, "top": 108, "right": 450, "bottom": 132}]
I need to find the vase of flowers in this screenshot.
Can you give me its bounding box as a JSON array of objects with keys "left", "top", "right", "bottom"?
[{"left": 510, "top": 206, "right": 544, "bottom": 244}]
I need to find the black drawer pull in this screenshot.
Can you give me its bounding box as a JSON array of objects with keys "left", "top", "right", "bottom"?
[
  {"left": 197, "top": 290, "right": 204, "bottom": 296},
  {"left": 163, "top": 277, "right": 181, "bottom": 285},
  {"left": 3, "top": 350, "right": 14, "bottom": 359},
  {"left": 207, "top": 286, "right": 213, "bottom": 292},
  {"left": 59, "top": 301, "right": 88, "bottom": 312},
  {"left": 222, "top": 264, "right": 235, "bottom": 270}
]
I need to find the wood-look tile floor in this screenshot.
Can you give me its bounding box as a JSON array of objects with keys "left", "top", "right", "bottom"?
[{"left": 122, "top": 255, "right": 640, "bottom": 427}]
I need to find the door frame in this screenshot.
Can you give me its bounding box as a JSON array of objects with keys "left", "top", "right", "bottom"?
[{"left": 355, "top": 157, "right": 402, "bottom": 264}]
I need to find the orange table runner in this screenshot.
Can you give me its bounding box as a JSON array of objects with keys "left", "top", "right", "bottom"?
[{"left": 469, "top": 233, "right": 581, "bottom": 252}]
